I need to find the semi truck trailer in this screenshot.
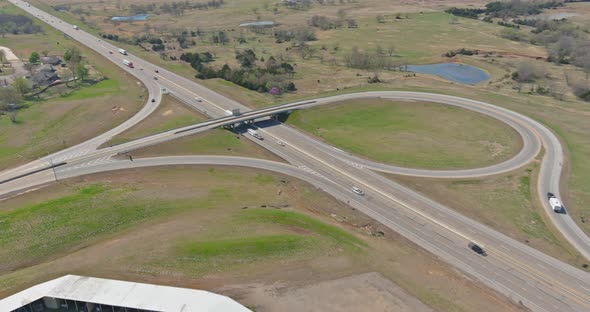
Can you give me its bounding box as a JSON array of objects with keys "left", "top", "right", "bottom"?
[
  {"left": 118, "top": 48, "right": 128, "bottom": 55},
  {"left": 224, "top": 108, "right": 241, "bottom": 116},
  {"left": 247, "top": 128, "right": 263, "bottom": 140},
  {"left": 122, "top": 59, "right": 134, "bottom": 68}
]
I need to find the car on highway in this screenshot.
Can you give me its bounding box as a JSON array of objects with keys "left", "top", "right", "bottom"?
[
  {"left": 351, "top": 186, "right": 364, "bottom": 196},
  {"left": 277, "top": 140, "right": 286, "bottom": 146},
  {"left": 151, "top": 99, "right": 155, "bottom": 103},
  {"left": 547, "top": 193, "right": 565, "bottom": 213},
  {"left": 109, "top": 50, "right": 113, "bottom": 54},
  {"left": 468, "top": 242, "right": 487, "bottom": 256},
  {"left": 153, "top": 76, "right": 158, "bottom": 80},
  {"left": 195, "top": 97, "right": 202, "bottom": 102},
  {"left": 155, "top": 69, "right": 159, "bottom": 73}
]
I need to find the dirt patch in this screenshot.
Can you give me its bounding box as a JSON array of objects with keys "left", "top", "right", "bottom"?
[{"left": 222, "top": 272, "right": 434, "bottom": 312}]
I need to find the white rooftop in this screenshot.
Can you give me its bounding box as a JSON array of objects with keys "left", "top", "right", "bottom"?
[{"left": 0, "top": 275, "right": 250, "bottom": 312}]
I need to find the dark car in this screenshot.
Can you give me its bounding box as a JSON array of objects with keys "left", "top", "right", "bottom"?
[
  {"left": 151, "top": 99, "right": 155, "bottom": 103},
  {"left": 153, "top": 76, "right": 158, "bottom": 80},
  {"left": 547, "top": 192, "right": 555, "bottom": 199},
  {"left": 155, "top": 69, "right": 159, "bottom": 73},
  {"left": 468, "top": 242, "right": 487, "bottom": 256}
]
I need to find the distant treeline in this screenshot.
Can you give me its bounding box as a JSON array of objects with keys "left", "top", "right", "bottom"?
[
  {"left": 54, "top": 0, "right": 224, "bottom": 17},
  {"left": 446, "top": 1, "right": 565, "bottom": 19},
  {"left": 0, "top": 13, "right": 42, "bottom": 36},
  {"left": 129, "top": 0, "right": 224, "bottom": 16}
]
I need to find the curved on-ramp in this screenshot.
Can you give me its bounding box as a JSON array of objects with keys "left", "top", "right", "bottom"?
[{"left": 4, "top": 0, "right": 589, "bottom": 275}]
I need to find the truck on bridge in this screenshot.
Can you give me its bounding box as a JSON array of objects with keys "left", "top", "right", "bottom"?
[{"left": 224, "top": 108, "right": 241, "bottom": 116}]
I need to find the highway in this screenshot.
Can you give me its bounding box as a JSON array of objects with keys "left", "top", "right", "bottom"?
[{"left": 2, "top": 1, "right": 590, "bottom": 311}]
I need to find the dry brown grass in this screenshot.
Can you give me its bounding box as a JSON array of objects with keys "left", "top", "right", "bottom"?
[{"left": 0, "top": 166, "right": 527, "bottom": 312}]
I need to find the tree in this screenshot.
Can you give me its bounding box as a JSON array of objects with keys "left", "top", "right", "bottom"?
[
  {"left": 387, "top": 45, "right": 395, "bottom": 57},
  {"left": 64, "top": 47, "right": 81, "bottom": 63},
  {"left": 12, "top": 77, "right": 30, "bottom": 96},
  {"left": 64, "top": 47, "right": 82, "bottom": 79},
  {"left": 0, "top": 86, "right": 21, "bottom": 123},
  {"left": 41, "top": 49, "right": 49, "bottom": 57},
  {"left": 75, "top": 63, "right": 88, "bottom": 81},
  {"left": 236, "top": 49, "right": 257, "bottom": 68},
  {"left": 0, "top": 86, "right": 21, "bottom": 107},
  {"left": 512, "top": 61, "right": 545, "bottom": 83},
  {"left": 29, "top": 51, "right": 40, "bottom": 64}
]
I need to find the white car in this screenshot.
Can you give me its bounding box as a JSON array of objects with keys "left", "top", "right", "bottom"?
[
  {"left": 277, "top": 140, "right": 285, "bottom": 146},
  {"left": 195, "top": 97, "right": 202, "bottom": 102},
  {"left": 351, "top": 186, "right": 364, "bottom": 196}
]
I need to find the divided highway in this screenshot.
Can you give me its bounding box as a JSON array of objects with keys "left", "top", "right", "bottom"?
[{"left": 3, "top": 1, "right": 590, "bottom": 311}]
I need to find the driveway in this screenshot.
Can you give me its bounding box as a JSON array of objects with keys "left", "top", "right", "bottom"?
[{"left": 0, "top": 46, "right": 28, "bottom": 86}]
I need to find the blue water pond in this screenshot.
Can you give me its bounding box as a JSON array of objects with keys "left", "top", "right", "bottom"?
[
  {"left": 111, "top": 15, "right": 148, "bottom": 22},
  {"left": 406, "top": 63, "right": 489, "bottom": 85}
]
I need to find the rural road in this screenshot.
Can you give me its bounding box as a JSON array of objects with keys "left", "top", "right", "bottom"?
[{"left": 2, "top": 1, "right": 590, "bottom": 312}]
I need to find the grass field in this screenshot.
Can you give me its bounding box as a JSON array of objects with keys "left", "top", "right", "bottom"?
[
  {"left": 0, "top": 2, "right": 145, "bottom": 171},
  {"left": 129, "top": 128, "right": 283, "bottom": 161},
  {"left": 0, "top": 166, "right": 525, "bottom": 312},
  {"left": 106, "top": 95, "right": 205, "bottom": 146},
  {"left": 288, "top": 99, "right": 521, "bottom": 169}
]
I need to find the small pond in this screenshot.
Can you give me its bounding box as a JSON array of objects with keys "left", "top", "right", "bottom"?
[
  {"left": 239, "top": 20, "right": 275, "bottom": 27},
  {"left": 111, "top": 14, "right": 149, "bottom": 21},
  {"left": 406, "top": 63, "right": 489, "bottom": 85}
]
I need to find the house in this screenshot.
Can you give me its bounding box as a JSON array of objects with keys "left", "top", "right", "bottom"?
[
  {"left": 30, "top": 64, "right": 59, "bottom": 88},
  {"left": 41, "top": 56, "right": 61, "bottom": 65}
]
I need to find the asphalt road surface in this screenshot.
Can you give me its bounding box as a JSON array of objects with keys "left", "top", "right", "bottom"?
[{"left": 2, "top": 1, "right": 590, "bottom": 311}]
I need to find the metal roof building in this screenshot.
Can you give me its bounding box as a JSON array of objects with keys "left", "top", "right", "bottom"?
[{"left": 1, "top": 275, "right": 250, "bottom": 312}]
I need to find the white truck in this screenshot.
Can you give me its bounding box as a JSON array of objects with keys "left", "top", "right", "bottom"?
[
  {"left": 122, "top": 59, "right": 134, "bottom": 68},
  {"left": 247, "top": 128, "right": 263, "bottom": 140},
  {"left": 118, "top": 48, "right": 128, "bottom": 55},
  {"left": 72, "top": 25, "right": 79, "bottom": 30},
  {"left": 547, "top": 193, "right": 564, "bottom": 213},
  {"left": 223, "top": 108, "right": 241, "bottom": 116}
]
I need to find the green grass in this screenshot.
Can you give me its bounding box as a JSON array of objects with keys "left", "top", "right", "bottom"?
[
  {"left": 240, "top": 209, "right": 366, "bottom": 249},
  {"left": 0, "top": 167, "right": 361, "bottom": 274},
  {"left": 0, "top": 184, "right": 177, "bottom": 268},
  {"left": 132, "top": 128, "right": 278, "bottom": 160},
  {"left": 58, "top": 79, "right": 120, "bottom": 100},
  {"left": 288, "top": 99, "right": 521, "bottom": 169},
  {"left": 178, "top": 234, "right": 310, "bottom": 259}
]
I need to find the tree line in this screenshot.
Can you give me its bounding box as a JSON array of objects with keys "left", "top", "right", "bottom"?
[
  {"left": 446, "top": 0, "right": 564, "bottom": 19},
  {"left": 0, "top": 13, "right": 42, "bottom": 37},
  {"left": 181, "top": 50, "right": 296, "bottom": 94},
  {"left": 127, "top": 0, "right": 224, "bottom": 16}
]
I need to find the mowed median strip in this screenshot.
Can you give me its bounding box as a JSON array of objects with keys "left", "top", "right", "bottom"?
[{"left": 287, "top": 98, "right": 522, "bottom": 170}]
